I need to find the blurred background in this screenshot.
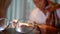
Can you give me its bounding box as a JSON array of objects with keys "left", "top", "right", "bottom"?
[{"left": 7, "top": 0, "right": 36, "bottom": 21}]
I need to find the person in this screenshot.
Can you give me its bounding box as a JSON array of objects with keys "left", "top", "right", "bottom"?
[
  {"left": 29, "top": 0, "right": 59, "bottom": 34},
  {"left": 29, "top": 0, "right": 50, "bottom": 24},
  {"left": 30, "top": 0, "right": 60, "bottom": 25}
]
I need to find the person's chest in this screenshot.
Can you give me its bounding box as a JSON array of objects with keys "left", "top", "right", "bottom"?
[{"left": 35, "top": 9, "right": 49, "bottom": 23}]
